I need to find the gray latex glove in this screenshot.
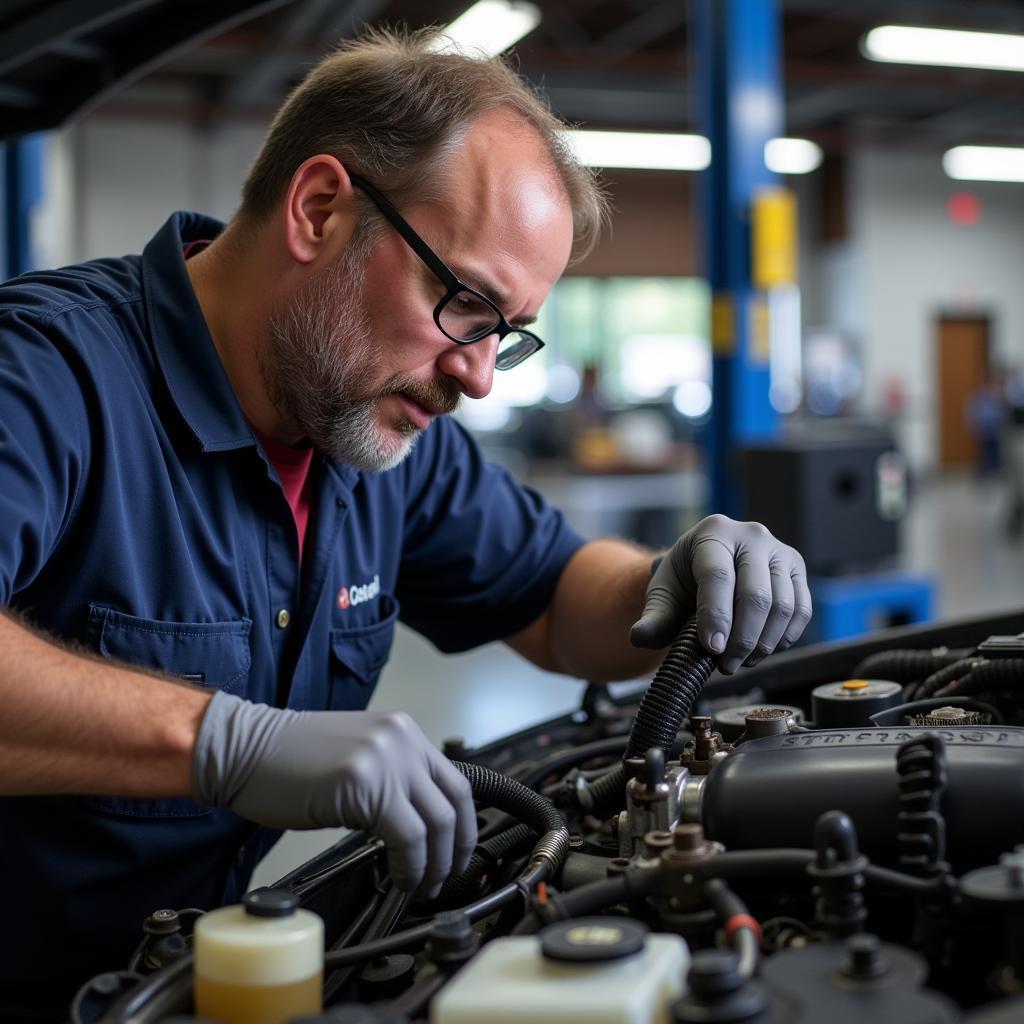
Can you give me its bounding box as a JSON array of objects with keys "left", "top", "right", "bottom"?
[
  {"left": 192, "top": 691, "right": 477, "bottom": 897},
  {"left": 630, "top": 514, "right": 812, "bottom": 674}
]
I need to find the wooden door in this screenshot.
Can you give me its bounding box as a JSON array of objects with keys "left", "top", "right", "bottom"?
[{"left": 937, "top": 316, "right": 990, "bottom": 467}]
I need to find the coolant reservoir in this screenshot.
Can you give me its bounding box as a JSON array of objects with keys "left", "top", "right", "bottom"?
[
  {"left": 193, "top": 887, "right": 323, "bottom": 1024},
  {"left": 430, "top": 918, "right": 687, "bottom": 1024}
]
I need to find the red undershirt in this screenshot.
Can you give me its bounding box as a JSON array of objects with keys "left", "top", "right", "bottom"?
[
  {"left": 184, "top": 238, "right": 315, "bottom": 562},
  {"left": 252, "top": 427, "right": 315, "bottom": 563}
]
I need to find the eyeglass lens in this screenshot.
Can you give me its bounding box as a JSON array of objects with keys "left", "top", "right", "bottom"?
[
  {"left": 438, "top": 288, "right": 539, "bottom": 369},
  {"left": 494, "top": 333, "right": 540, "bottom": 369},
  {"left": 437, "top": 289, "right": 500, "bottom": 342}
]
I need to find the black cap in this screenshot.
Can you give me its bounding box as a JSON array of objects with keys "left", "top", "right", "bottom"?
[
  {"left": 243, "top": 887, "right": 300, "bottom": 918},
  {"left": 540, "top": 918, "right": 648, "bottom": 963}
]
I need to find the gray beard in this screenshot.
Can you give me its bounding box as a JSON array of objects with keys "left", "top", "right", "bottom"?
[{"left": 262, "top": 251, "right": 458, "bottom": 472}]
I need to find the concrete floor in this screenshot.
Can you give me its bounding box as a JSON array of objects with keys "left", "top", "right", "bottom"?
[{"left": 252, "top": 470, "right": 1024, "bottom": 886}]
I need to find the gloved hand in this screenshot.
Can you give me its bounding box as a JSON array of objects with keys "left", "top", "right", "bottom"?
[
  {"left": 192, "top": 692, "right": 477, "bottom": 897},
  {"left": 630, "top": 514, "right": 812, "bottom": 674}
]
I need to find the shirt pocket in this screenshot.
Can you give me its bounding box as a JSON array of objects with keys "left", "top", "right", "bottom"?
[
  {"left": 328, "top": 594, "right": 400, "bottom": 710},
  {"left": 85, "top": 604, "right": 253, "bottom": 819}
]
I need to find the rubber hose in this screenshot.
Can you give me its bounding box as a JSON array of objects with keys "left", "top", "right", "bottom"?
[
  {"left": 434, "top": 822, "right": 537, "bottom": 907},
  {"left": 852, "top": 648, "right": 969, "bottom": 687},
  {"left": 937, "top": 658, "right": 1024, "bottom": 698},
  {"left": 517, "top": 735, "right": 627, "bottom": 792},
  {"left": 624, "top": 618, "right": 715, "bottom": 762},
  {"left": 453, "top": 761, "right": 569, "bottom": 874},
  {"left": 511, "top": 866, "right": 662, "bottom": 934},
  {"left": 586, "top": 619, "right": 714, "bottom": 814},
  {"left": 909, "top": 658, "right": 981, "bottom": 701},
  {"left": 703, "top": 878, "right": 759, "bottom": 980}
]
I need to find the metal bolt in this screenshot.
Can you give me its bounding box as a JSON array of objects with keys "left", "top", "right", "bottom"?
[
  {"left": 644, "top": 830, "right": 673, "bottom": 857},
  {"left": 674, "top": 823, "right": 706, "bottom": 852}
]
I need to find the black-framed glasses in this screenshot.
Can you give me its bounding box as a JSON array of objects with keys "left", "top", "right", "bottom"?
[{"left": 349, "top": 173, "right": 544, "bottom": 370}]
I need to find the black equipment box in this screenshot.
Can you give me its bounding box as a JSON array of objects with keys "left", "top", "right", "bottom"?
[{"left": 738, "top": 431, "right": 905, "bottom": 575}]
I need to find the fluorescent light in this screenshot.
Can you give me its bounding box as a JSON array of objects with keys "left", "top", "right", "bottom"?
[
  {"left": 864, "top": 25, "right": 1024, "bottom": 72},
  {"left": 562, "top": 130, "right": 711, "bottom": 171},
  {"left": 765, "top": 137, "right": 823, "bottom": 175},
  {"left": 429, "top": 1, "right": 541, "bottom": 57},
  {"left": 943, "top": 145, "right": 1024, "bottom": 182}
]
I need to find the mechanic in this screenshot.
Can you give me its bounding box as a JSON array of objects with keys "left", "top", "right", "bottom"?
[{"left": 0, "top": 27, "right": 811, "bottom": 1020}]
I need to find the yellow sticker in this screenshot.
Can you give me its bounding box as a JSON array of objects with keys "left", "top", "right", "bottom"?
[
  {"left": 711, "top": 292, "right": 735, "bottom": 356},
  {"left": 752, "top": 186, "right": 797, "bottom": 289}
]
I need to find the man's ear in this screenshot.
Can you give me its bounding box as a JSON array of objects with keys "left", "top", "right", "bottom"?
[{"left": 282, "top": 154, "right": 359, "bottom": 265}]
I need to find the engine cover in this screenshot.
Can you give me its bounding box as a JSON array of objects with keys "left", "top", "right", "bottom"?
[{"left": 700, "top": 726, "right": 1024, "bottom": 869}]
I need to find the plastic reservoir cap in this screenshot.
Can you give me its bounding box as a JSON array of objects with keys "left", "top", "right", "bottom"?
[
  {"left": 841, "top": 679, "right": 871, "bottom": 691},
  {"left": 540, "top": 918, "right": 648, "bottom": 963},
  {"left": 242, "top": 887, "right": 299, "bottom": 918}
]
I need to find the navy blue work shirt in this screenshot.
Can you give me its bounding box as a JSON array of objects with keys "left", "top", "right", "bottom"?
[{"left": 0, "top": 212, "right": 584, "bottom": 1019}]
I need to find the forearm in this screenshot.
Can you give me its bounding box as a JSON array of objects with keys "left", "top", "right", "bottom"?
[
  {"left": 534, "top": 539, "right": 666, "bottom": 682},
  {"left": 0, "top": 610, "right": 211, "bottom": 796}
]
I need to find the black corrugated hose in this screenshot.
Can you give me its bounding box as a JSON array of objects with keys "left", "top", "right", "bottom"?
[
  {"left": 452, "top": 761, "right": 569, "bottom": 876},
  {"left": 584, "top": 618, "right": 715, "bottom": 813},
  {"left": 433, "top": 822, "right": 537, "bottom": 907},
  {"left": 852, "top": 648, "right": 971, "bottom": 692},
  {"left": 908, "top": 658, "right": 983, "bottom": 701},
  {"left": 935, "top": 658, "right": 1024, "bottom": 698}
]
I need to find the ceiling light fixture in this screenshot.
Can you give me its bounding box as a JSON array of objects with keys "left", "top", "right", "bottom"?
[
  {"left": 428, "top": 0, "right": 541, "bottom": 58},
  {"left": 562, "top": 130, "right": 711, "bottom": 171},
  {"left": 765, "top": 138, "right": 823, "bottom": 175},
  {"left": 863, "top": 25, "right": 1024, "bottom": 72},
  {"left": 564, "top": 131, "right": 822, "bottom": 175},
  {"left": 943, "top": 145, "right": 1024, "bottom": 183}
]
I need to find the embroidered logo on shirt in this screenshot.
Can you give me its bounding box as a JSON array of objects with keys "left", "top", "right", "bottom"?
[{"left": 337, "top": 574, "right": 380, "bottom": 611}]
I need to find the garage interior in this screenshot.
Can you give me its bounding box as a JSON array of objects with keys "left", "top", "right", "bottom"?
[{"left": 5, "top": 2, "right": 1024, "bottom": 1021}]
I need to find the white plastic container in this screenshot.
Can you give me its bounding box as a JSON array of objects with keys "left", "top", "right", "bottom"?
[
  {"left": 430, "top": 920, "right": 688, "bottom": 1024},
  {"left": 193, "top": 888, "right": 323, "bottom": 1024}
]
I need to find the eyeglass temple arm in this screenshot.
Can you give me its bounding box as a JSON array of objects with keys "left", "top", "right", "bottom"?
[{"left": 348, "top": 174, "right": 460, "bottom": 291}]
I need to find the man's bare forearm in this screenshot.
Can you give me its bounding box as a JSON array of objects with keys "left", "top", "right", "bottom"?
[
  {"left": 507, "top": 540, "right": 664, "bottom": 682},
  {"left": 0, "top": 611, "right": 211, "bottom": 796}
]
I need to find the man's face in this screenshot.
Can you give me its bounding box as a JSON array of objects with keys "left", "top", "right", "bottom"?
[
  {"left": 262, "top": 241, "right": 462, "bottom": 471},
  {"left": 264, "top": 112, "right": 575, "bottom": 470}
]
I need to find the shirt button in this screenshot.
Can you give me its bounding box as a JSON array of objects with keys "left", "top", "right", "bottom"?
[{"left": 276, "top": 608, "right": 291, "bottom": 629}]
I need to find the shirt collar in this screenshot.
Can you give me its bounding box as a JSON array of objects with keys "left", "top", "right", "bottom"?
[{"left": 141, "top": 211, "right": 255, "bottom": 452}]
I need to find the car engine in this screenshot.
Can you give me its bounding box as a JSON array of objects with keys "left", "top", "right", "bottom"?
[{"left": 73, "top": 609, "right": 1024, "bottom": 1023}]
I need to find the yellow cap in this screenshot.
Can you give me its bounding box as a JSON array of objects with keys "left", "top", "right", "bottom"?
[{"left": 841, "top": 679, "right": 871, "bottom": 691}]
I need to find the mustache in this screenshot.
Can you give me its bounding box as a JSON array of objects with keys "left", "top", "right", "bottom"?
[{"left": 386, "top": 375, "right": 462, "bottom": 417}]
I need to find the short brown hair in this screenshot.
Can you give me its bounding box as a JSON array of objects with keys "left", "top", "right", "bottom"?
[{"left": 237, "top": 25, "right": 608, "bottom": 263}]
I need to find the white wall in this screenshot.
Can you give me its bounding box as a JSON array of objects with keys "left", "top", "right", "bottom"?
[
  {"left": 825, "top": 147, "right": 1024, "bottom": 470},
  {"left": 59, "top": 116, "right": 268, "bottom": 261}
]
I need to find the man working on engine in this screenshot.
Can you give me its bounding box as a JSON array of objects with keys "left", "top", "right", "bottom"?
[{"left": 0, "top": 28, "right": 810, "bottom": 1019}]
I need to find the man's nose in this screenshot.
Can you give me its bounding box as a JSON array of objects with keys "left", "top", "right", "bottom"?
[{"left": 437, "top": 335, "right": 499, "bottom": 400}]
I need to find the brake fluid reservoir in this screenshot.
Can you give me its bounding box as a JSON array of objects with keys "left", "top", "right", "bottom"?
[
  {"left": 193, "top": 887, "right": 323, "bottom": 1024},
  {"left": 430, "top": 918, "right": 687, "bottom": 1024}
]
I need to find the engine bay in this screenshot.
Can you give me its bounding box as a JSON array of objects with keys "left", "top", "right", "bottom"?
[{"left": 73, "top": 609, "right": 1024, "bottom": 1023}]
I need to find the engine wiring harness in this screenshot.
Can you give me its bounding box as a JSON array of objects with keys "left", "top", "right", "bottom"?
[{"left": 72, "top": 620, "right": 1024, "bottom": 1024}]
